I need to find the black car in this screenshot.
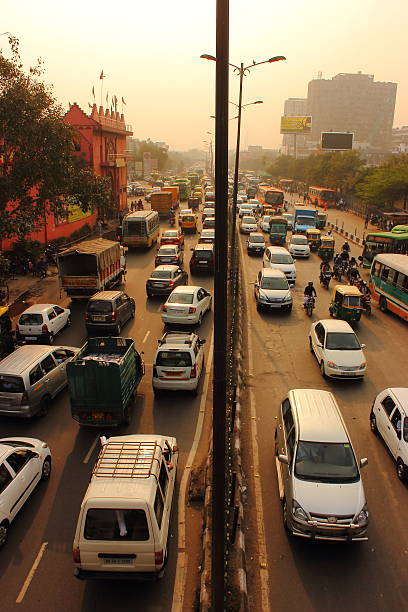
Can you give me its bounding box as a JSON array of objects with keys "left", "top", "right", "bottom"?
[
  {"left": 85, "top": 291, "right": 135, "bottom": 335},
  {"left": 190, "top": 244, "right": 215, "bottom": 275},
  {"left": 146, "top": 265, "right": 188, "bottom": 297}
]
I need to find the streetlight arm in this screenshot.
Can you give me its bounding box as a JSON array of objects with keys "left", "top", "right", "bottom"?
[{"left": 243, "top": 55, "right": 286, "bottom": 71}]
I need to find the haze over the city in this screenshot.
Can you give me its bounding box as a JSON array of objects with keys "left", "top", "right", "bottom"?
[{"left": 2, "top": 0, "right": 408, "bottom": 151}]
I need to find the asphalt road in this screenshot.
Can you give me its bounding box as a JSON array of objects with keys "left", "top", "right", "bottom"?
[
  {"left": 239, "top": 228, "right": 408, "bottom": 611},
  {"left": 0, "top": 210, "right": 213, "bottom": 611}
]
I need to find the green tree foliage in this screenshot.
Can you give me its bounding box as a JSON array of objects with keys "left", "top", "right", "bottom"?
[
  {"left": 132, "top": 139, "right": 168, "bottom": 171},
  {"left": 355, "top": 155, "right": 408, "bottom": 207},
  {"left": 0, "top": 36, "right": 113, "bottom": 241}
]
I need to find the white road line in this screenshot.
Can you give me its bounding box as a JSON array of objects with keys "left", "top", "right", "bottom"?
[
  {"left": 83, "top": 435, "right": 100, "bottom": 464},
  {"left": 171, "top": 331, "right": 214, "bottom": 612},
  {"left": 16, "top": 542, "right": 48, "bottom": 603},
  {"left": 142, "top": 330, "right": 150, "bottom": 344},
  {"left": 239, "top": 236, "right": 271, "bottom": 612}
]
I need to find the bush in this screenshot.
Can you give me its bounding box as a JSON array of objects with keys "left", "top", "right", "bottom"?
[{"left": 11, "top": 238, "right": 44, "bottom": 263}]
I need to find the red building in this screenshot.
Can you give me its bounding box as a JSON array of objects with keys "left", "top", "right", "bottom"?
[{"left": 1, "top": 103, "right": 132, "bottom": 252}]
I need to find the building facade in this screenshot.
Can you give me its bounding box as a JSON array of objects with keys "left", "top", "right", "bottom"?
[{"left": 392, "top": 126, "right": 408, "bottom": 153}]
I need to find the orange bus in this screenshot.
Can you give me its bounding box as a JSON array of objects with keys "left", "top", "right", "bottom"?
[
  {"left": 308, "top": 186, "right": 337, "bottom": 209},
  {"left": 257, "top": 186, "right": 284, "bottom": 210}
]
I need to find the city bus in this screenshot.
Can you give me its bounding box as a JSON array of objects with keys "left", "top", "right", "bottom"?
[
  {"left": 369, "top": 253, "right": 408, "bottom": 321},
  {"left": 308, "top": 186, "right": 337, "bottom": 208},
  {"left": 257, "top": 186, "right": 284, "bottom": 210},
  {"left": 121, "top": 210, "right": 160, "bottom": 248},
  {"left": 278, "top": 179, "right": 295, "bottom": 192},
  {"left": 362, "top": 225, "right": 408, "bottom": 268}
]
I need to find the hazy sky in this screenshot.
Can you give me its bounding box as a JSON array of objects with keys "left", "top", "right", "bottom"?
[{"left": 2, "top": 0, "right": 408, "bottom": 151}]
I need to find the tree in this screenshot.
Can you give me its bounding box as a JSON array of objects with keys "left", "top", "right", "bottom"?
[
  {"left": 131, "top": 139, "right": 169, "bottom": 171},
  {"left": 0, "top": 36, "right": 113, "bottom": 241},
  {"left": 355, "top": 155, "right": 408, "bottom": 208}
]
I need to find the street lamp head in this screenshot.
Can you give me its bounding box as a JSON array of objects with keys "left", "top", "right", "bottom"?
[
  {"left": 268, "top": 56, "right": 286, "bottom": 63},
  {"left": 253, "top": 100, "right": 263, "bottom": 104},
  {"left": 200, "top": 54, "right": 216, "bottom": 61}
]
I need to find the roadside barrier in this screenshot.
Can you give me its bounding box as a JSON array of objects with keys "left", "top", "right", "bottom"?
[{"left": 327, "top": 221, "right": 364, "bottom": 247}]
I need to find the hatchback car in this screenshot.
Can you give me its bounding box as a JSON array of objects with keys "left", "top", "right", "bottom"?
[
  {"left": 260, "top": 215, "right": 272, "bottom": 232},
  {"left": 289, "top": 234, "right": 311, "bottom": 258},
  {"left": 240, "top": 215, "right": 258, "bottom": 234},
  {"left": 247, "top": 232, "right": 266, "bottom": 255},
  {"left": 202, "top": 216, "right": 215, "bottom": 230},
  {"left": 309, "top": 319, "right": 367, "bottom": 379},
  {"left": 198, "top": 229, "right": 215, "bottom": 244},
  {"left": 162, "top": 286, "right": 212, "bottom": 326},
  {"left": 152, "top": 332, "right": 206, "bottom": 395},
  {"left": 254, "top": 269, "right": 292, "bottom": 312},
  {"left": 146, "top": 265, "right": 188, "bottom": 297},
  {"left": 16, "top": 304, "right": 71, "bottom": 345},
  {"left": 202, "top": 207, "right": 215, "bottom": 221},
  {"left": 0, "top": 437, "right": 52, "bottom": 547},
  {"left": 160, "top": 229, "right": 184, "bottom": 248},
  {"left": 190, "top": 244, "right": 215, "bottom": 275},
  {"left": 85, "top": 291, "right": 135, "bottom": 335},
  {"left": 155, "top": 245, "right": 183, "bottom": 267}
]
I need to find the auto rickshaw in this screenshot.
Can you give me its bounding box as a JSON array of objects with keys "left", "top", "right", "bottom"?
[
  {"left": 179, "top": 211, "right": 198, "bottom": 234},
  {"left": 306, "top": 228, "right": 321, "bottom": 252},
  {"left": 329, "top": 285, "right": 364, "bottom": 323},
  {"left": 318, "top": 235, "right": 335, "bottom": 261},
  {"left": 316, "top": 212, "right": 327, "bottom": 229}
]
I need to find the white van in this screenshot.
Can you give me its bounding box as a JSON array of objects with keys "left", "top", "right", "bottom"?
[
  {"left": 263, "top": 246, "right": 296, "bottom": 285},
  {"left": 276, "top": 389, "right": 369, "bottom": 541},
  {"left": 370, "top": 388, "right": 408, "bottom": 481},
  {"left": 73, "top": 434, "right": 178, "bottom": 579}
]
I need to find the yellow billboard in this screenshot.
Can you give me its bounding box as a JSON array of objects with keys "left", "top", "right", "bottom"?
[
  {"left": 68, "top": 204, "right": 93, "bottom": 223},
  {"left": 280, "top": 116, "right": 312, "bottom": 134}
]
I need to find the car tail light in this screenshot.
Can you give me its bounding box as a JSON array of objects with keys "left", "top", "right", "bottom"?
[
  {"left": 162, "top": 304, "right": 167, "bottom": 312},
  {"left": 168, "top": 281, "right": 175, "bottom": 287},
  {"left": 155, "top": 549, "right": 164, "bottom": 566},
  {"left": 42, "top": 323, "right": 49, "bottom": 333},
  {"left": 188, "top": 306, "right": 196, "bottom": 313},
  {"left": 111, "top": 311, "right": 117, "bottom": 321},
  {"left": 190, "top": 365, "right": 197, "bottom": 378},
  {"left": 73, "top": 547, "right": 81, "bottom": 563}
]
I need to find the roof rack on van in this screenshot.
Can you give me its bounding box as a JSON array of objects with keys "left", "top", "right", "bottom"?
[
  {"left": 158, "top": 332, "right": 194, "bottom": 346},
  {"left": 93, "top": 440, "right": 160, "bottom": 478}
]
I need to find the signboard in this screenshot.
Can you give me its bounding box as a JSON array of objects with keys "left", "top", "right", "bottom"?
[
  {"left": 321, "top": 132, "right": 353, "bottom": 150},
  {"left": 280, "top": 116, "right": 312, "bottom": 134},
  {"left": 68, "top": 204, "right": 93, "bottom": 223}
]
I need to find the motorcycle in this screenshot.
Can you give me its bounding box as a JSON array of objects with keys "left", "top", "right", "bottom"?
[
  {"left": 320, "top": 271, "right": 333, "bottom": 290},
  {"left": 304, "top": 295, "right": 315, "bottom": 317},
  {"left": 361, "top": 293, "right": 371, "bottom": 316},
  {"left": 169, "top": 215, "right": 176, "bottom": 227},
  {"left": 333, "top": 263, "right": 343, "bottom": 282}
]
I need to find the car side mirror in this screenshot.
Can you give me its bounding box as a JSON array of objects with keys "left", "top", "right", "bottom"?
[
  {"left": 191, "top": 248, "right": 194, "bottom": 251},
  {"left": 360, "top": 458, "right": 368, "bottom": 468},
  {"left": 200, "top": 339, "right": 206, "bottom": 345},
  {"left": 254, "top": 282, "right": 259, "bottom": 287},
  {"left": 361, "top": 343, "right": 366, "bottom": 349},
  {"left": 278, "top": 454, "right": 289, "bottom": 465}
]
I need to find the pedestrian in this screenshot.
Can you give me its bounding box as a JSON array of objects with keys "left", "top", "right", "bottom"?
[
  {"left": 364, "top": 215, "right": 369, "bottom": 229},
  {"left": 303, "top": 193, "right": 307, "bottom": 204},
  {"left": 36, "top": 258, "right": 47, "bottom": 278}
]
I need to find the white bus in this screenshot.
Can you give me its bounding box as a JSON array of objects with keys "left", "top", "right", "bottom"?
[{"left": 121, "top": 210, "right": 160, "bottom": 248}]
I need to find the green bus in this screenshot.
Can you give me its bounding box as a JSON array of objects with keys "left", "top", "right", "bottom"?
[
  {"left": 369, "top": 253, "right": 408, "bottom": 321},
  {"left": 173, "top": 179, "right": 191, "bottom": 201},
  {"left": 362, "top": 225, "right": 408, "bottom": 268}
]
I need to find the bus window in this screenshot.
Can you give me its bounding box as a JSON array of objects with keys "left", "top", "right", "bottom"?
[{"left": 380, "top": 266, "right": 389, "bottom": 282}]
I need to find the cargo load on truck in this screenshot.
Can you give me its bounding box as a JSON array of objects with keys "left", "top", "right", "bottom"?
[
  {"left": 57, "top": 238, "right": 123, "bottom": 299},
  {"left": 67, "top": 336, "right": 144, "bottom": 427},
  {"left": 150, "top": 191, "right": 174, "bottom": 218}
]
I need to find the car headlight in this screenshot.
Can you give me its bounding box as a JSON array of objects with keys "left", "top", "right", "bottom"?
[
  {"left": 353, "top": 504, "right": 369, "bottom": 526},
  {"left": 283, "top": 294, "right": 292, "bottom": 302},
  {"left": 327, "top": 361, "right": 339, "bottom": 369},
  {"left": 292, "top": 500, "right": 308, "bottom": 522},
  {"left": 359, "top": 362, "right": 367, "bottom": 369}
]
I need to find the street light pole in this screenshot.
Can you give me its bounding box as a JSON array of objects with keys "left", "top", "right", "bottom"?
[{"left": 231, "top": 64, "right": 244, "bottom": 267}]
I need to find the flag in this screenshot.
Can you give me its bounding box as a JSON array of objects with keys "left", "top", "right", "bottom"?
[
  {"left": 121, "top": 97, "right": 126, "bottom": 105},
  {"left": 106, "top": 92, "right": 109, "bottom": 105},
  {"left": 100, "top": 70, "right": 104, "bottom": 80},
  {"left": 92, "top": 86, "right": 95, "bottom": 98}
]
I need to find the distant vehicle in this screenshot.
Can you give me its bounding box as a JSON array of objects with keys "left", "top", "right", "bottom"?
[
  {"left": 122, "top": 211, "right": 160, "bottom": 248},
  {"left": 202, "top": 216, "right": 216, "bottom": 230},
  {"left": 198, "top": 229, "right": 215, "bottom": 244},
  {"left": 160, "top": 229, "right": 184, "bottom": 248},
  {"left": 240, "top": 216, "right": 258, "bottom": 234},
  {"left": 288, "top": 234, "right": 311, "bottom": 258},
  {"left": 85, "top": 290, "right": 135, "bottom": 335},
  {"left": 369, "top": 253, "right": 408, "bottom": 321},
  {"left": 308, "top": 186, "right": 337, "bottom": 208},
  {"left": 263, "top": 246, "right": 296, "bottom": 285},
  {"left": 293, "top": 206, "right": 317, "bottom": 234},
  {"left": 190, "top": 244, "right": 215, "bottom": 274},
  {"left": 155, "top": 245, "right": 183, "bottom": 268}
]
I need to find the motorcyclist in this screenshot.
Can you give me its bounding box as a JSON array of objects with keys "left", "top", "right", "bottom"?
[
  {"left": 319, "top": 261, "right": 332, "bottom": 281},
  {"left": 169, "top": 207, "right": 176, "bottom": 226},
  {"left": 303, "top": 281, "right": 317, "bottom": 307},
  {"left": 359, "top": 279, "right": 370, "bottom": 296},
  {"left": 137, "top": 199, "right": 144, "bottom": 210},
  {"left": 349, "top": 266, "right": 360, "bottom": 285},
  {"left": 342, "top": 241, "right": 350, "bottom": 253},
  {"left": 340, "top": 249, "right": 350, "bottom": 264}
]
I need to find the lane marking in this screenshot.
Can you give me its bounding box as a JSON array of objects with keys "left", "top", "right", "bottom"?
[
  {"left": 16, "top": 542, "right": 48, "bottom": 603},
  {"left": 83, "top": 435, "right": 100, "bottom": 464},
  {"left": 239, "top": 236, "right": 271, "bottom": 612},
  {"left": 142, "top": 330, "right": 150, "bottom": 344},
  {"left": 171, "top": 331, "right": 214, "bottom": 612}
]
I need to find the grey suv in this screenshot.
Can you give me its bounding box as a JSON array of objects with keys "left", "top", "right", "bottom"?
[{"left": 85, "top": 291, "right": 135, "bottom": 335}]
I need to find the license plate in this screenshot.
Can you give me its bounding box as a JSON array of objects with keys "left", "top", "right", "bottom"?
[
  {"left": 161, "top": 258, "right": 172, "bottom": 262},
  {"left": 155, "top": 283, "right": 167, "bottom": 287},
  {"left": 163, "top": 371, "right": 182, "bottom": 376},
  {"left": 24, "top": 336, "right": 35, "bottom": 340},
  {"left": 199, "top": 260, "right": 207, "bottom": 264},
  {"left": 103, "top": 558, "right": 133, "bottom": 565},
  {"left": 92, "top": 315, "right": 105, "bottom": 321}
]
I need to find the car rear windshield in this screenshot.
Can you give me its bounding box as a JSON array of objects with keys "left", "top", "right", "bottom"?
[
  {"left": 325, "top": 332, "right": 360, "bottom": 350},
  {"left": 193, "top": 251, "right": 212, "bottom": 260},
  {"left": 0, "top": 375, "right": 24, "bottom": 393},
  {"left": 168, "top": 293, "right": 194, "bottom": 304},
  {"left": 19, "top": 313, "right": 43, "bottom": 325},
  {"left": 294, "top": 441, "right": 359, "bottom": 483},
  {"left": 250, "top": 236, "right": 265, "bottom": 243},
  {"left": 84, "top": 508, "right": 149, "bottom": 541},
  {"left": 261, "top": 278, "right": 288, "bottom": 290},
  {"left": 271, "top": 254, "right": 293, "bottom": 264},
  {"left": 156, "top": 351, "right": 192, "bottom": 367},
  {"left": 163, "top": 231, "right": 177, "bottom": 237},
  {"left": 87, "top": 300, "right": 113, "bottom": 314},
  {"left": 159, "top": 247, "right": 176, "bottom": 254},
  {"left": 151, "top": 270, "right": 172, "bottom": 279}
]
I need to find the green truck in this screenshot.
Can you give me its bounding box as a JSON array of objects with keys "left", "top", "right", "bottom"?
[{"left": 67, "top": 337, "right": 144, "bottom": 427}]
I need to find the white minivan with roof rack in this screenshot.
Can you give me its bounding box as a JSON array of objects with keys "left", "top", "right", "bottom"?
[
  {"left": 73, "top": 434, "right": 178, "bottom": 580},
  {"left": 152, "top": 332, "right": 205, "bottom": 395}
]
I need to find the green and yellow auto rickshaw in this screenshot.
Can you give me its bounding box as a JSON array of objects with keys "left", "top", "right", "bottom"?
[
  {"left": 269, "top": 216, "right": 288, "bottom": 245},
  {"left": 318, "top": 235, "right": 335, "bottom": 261},
  {"left": 316, "top": 212, "right": 327, "bottom": 229},
  {"left": 329, "top": 285, "right": 364, "bottom": 322},
  {"left": 0, "top": 305, "right": 14, "bottom": 359},
  {"left": 306, "top": 228, "right": 321, "bottom": 252}
]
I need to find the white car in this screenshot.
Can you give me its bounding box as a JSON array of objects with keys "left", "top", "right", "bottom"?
[
  {"left": 152, "top": 332, "right": 206, "bottom": 395},
  {"left": 162, "top": 286, "right": 212, "bottom": 325},
  {"left": 0, "top": 437, "right": 51, "bottom": 547},
  {"left": 309, "top": 319, "right": 367, "bottom": 379},
  {"left": 263, "top": 246, "right": 296, "bottom": 285},
  {"left": 16, "top": 304, "right": 71, "bottom": 345},
  {"left": 238, "top": 192, "right": 247, "bottom": 202},
  {"left": 288, "top": 234, "right": 310, "bottom": 258},
  {"left": 260, "top": 215, "right": 272, "bottom": 232},
  {"left": 240, "top": 215, "right": 258, "bottom": 234}
]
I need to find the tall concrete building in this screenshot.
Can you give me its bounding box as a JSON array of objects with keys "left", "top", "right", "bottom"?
[
  {"left": 306, "top": 72, "right": 397, "bottom": 153},
  {"left": 282, "top": 98, "right": 308, "bottom": 156}
]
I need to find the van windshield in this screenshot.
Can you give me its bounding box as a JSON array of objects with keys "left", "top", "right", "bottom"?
[
  {"left": 84, "top": 508, "right": 149, "bottom": 541},
  {"left": 294, "top": 441, "right": 359, "bottom": 483}
]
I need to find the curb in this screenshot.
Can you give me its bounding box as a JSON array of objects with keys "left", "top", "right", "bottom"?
[{"left": 327, "top": 221, "right": 364, "bottom": 248}]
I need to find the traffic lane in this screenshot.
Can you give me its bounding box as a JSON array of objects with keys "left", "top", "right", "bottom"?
[{"left": 240, "top": 235, "right": 408, "bottom": 611}]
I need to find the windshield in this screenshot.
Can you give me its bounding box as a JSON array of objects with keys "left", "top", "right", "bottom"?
[
  {"left": 168, "top": 293, "right": 194, "bottom": 304},
  {"left": 242, "top": 216, "right": 256, "bottom": 223},
  {"left": 297, "top": 217, "right": 315, "bottom": 226},
  {"left": 250, "top": 235, "right": 265, "bottom": 243},
  {"left": 271, "top": 254, "right": 293, "bottom": 264},
  {"left": 163, "top": 231, "right": 177, "bottom": 238},
  {"left": 151, "top": 270, "right": 172, "bottom": 279},
  {"left": 325, "top": 332, "right": 360, "bottom": 350},
  {"left": 292, "top": 237, "right": 308, "bottom": 245},
  {"left": 260, "top": 278, "right": 289, "bottom": 290},
  {"left": 158, "top": 247, "right": 176, "bottom": 255},
  {"left": 295, "top": 441, "right": 359, "bottom": 483}
]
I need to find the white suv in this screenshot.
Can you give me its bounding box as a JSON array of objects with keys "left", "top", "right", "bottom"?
[{"left": 152, "top": 332, "right": 206, "bottom": 395}]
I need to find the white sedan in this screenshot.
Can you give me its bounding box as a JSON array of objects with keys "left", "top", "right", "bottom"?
[
  {"left": 240, "top": 215, "right": 258, "bottom": 234},
  {"left": 162, "top": 286, "right": 212, "bottom": 325},
  {"left": 0, "top": 437, "right": 51, "bottom": 547},
  {"left": 309, "top": 319, "right": 367, "bottom": 379},
  {"left": 16, "top": 304, "right": 71, "bottom": 344},
  {"left": 288, "top": 234, "right": 310, "bottom": 258}
]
